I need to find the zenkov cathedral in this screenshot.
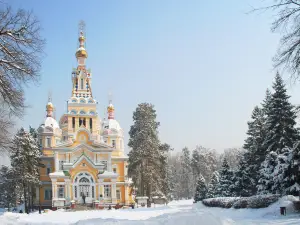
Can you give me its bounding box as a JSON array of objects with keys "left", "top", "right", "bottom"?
[{"left": 36, "top": 26, "right": 133, "bottom": 209}]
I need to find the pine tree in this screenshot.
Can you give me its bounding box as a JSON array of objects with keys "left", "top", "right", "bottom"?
[
  {"left": 158, "top": 143, "right": 173, "bottom": 199},
  {"left": 194, "top": 174, "right": 207, "bottom": 202},
  {"left": 206, "top": 171, "right": 219, "bottom": 198},
  {"left": 191, "top": 148, "right": 201, "bottom": 188},
  {"left": 242, "top": 105, "right": 266, "bottom": 195},
  {"left": 232, "top": 156, "right": 254, "bottom": 197},
  {"left": 257, "top": 73, "right": 299, "bottom": 194},
  {"left": 0, "top": 166, "right": 19, "bottom": 210},
  {"left": 216, "top": 158, "right": 233, "bottom": 197},
  {"left": 257, "top": 151, "right": 278, "bottom": 194},
  {"left": 9, "top": 128, "right": 42, "bottom": 213},
  {"left": 180, "top": 147, "right": 193, "bottom": 199},
  {"left": 288, "top": 142, "right": 300, "bottom": 195},
  {"left": 263, "top": 73, "right": 299, "bottom": 154},
  {"left": 271, "top": 147, "right": 293, "bottom": 194},
  {"left": 128, "top": 103, "right": 163, "bottom": 202}
]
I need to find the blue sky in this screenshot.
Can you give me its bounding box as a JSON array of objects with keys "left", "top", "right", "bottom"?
[{"left": 7, "top": 0, "right": 300, "bottom": 153}]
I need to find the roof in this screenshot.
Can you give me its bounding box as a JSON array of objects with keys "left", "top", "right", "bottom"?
[
  {"left": 44, "top": 117, "right": 59, "bottom": 129},
  {"left": 103, "top": 119, "right": 122, "bottom": 131}
]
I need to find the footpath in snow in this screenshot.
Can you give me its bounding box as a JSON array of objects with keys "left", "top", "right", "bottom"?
[{"left": 0, "top": 198, "right": 300, "bottom": 225}]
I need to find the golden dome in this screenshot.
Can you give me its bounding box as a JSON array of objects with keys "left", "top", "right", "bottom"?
[
  {"left": 79, "top": 36, "right": 85, "bottom": 42},
  {"left": 107, "top": 104, "right": 114, "bottom": 112},
  {"left": 46, "top": 102, "right": 54, "bottom": 110},
  {"left": 75, "top": 48, "right": 88, "bottom": 58}
]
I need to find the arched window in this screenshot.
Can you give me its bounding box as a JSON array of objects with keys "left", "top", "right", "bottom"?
[
  {"left": 81, "top": 78, "right": 84, "bottom": 89},
  {"left": 79, "top": 177, "right": 90, "bottom": 183}
]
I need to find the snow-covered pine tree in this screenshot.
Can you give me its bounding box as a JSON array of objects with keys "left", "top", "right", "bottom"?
[
  {"left": 206, "top": 171, "right": 220, "bottom": 198},
  {"left": 180, "top": 147, "right": 193, "bottom": 199},
  {"left": 9, "top": 128, "right": 42, "bottom": 213},
  {"left": 158, "top": 143, "right": 173, "bottom": 199},
  {"left": 191, "top": 148, "right": 201, "bottom": 189},
  {"left": 0, "top": 166, "right": 19, "bottom": 209},
  {"left": 257, "top": 151, "right": 278, "bottom": 194},
  {"left": 258, "top": 73, "right": 299, "bottom": 194},
  {"left": 271, "top": 147, "right": 293, "bottom": 194},
  {"left": 242, "top": 105, "right": 265, "bottom": 195},
  {"left": 263, "top": 73, "right": 299, "bottom": 154},
  {"left": 194, "top": 174, "right": 207, "bottom": 202},
  {"left": 232, "top": 155, "right": 254, "bottom": 197},
  {"left": 128, "top": 103, "right": 163, "bottom": 203},
  {"left": 216, "top": 158, "right": 234, "bottom": 197},
  {"left": 289, "top": 142, "right": 300, "bottom": 195},
  {"left": 197, "top": 146, "right": 213, "bottom": 183}
]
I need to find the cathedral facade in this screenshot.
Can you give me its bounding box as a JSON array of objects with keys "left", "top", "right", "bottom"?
[{"left": 36, "top": 28, "right": 133, "bottom": 209}]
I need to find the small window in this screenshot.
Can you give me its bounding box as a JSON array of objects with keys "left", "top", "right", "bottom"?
[
  {"left": 39, "top": 139, "right": 42, "bottom": 147},
  {"left": 116, "top": 190, "right": 121, "bottom": 200},
  {"left": 81, "top": 78, "right": 84, "bottom": 89},
  {"left": 113, "top": 168, "right": 117, "bottom": 173},
  {"left": 44, "top": 189, "right": 52, "bottom": 200},
  {"left": 112, "top": 140, "right": 116, "bottom": 148},
  {"left": 46, "top": 137, "right": 51, "bottom": 147},
  {"left": 92, "top": 186, "right": 95, "bottom": 198},
  {"left": 58, "top": 185, "right": 64, "bottom": 198}
]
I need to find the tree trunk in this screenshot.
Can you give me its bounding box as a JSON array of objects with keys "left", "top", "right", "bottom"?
[
  {"left": 31, "top": 185, "right": 34, "bottom": 212},
  {"left": 23, "top": 181, "right": 28, "bottom": 214}
]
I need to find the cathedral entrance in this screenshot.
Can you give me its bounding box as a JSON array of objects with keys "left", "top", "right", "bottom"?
[
  {"left": 73, "top": 172, "right": 95, "bottom": 204},
  {"left": 79, "top": 177, "right": 90, "bottom": 198}
]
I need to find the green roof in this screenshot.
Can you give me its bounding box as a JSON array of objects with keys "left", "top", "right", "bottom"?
[{"left": 63, "top": 170, "right": 70, "bottom": 176}]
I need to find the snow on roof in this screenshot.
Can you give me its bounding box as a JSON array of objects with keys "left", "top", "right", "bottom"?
[
  {"left": 98, "top": 171, "right": 118, "bottom": 178},
  {"left": 103, "top": 119, "right": 122, "bottom": 131},
  {"left": 49, "top": 171, "right": 65, "bottom": 177},
  {"left": 44, "top": 117, "right": 59, "bottom": 129}
]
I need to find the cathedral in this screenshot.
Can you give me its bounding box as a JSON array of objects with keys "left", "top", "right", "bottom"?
[{"left": 36, "top": 26, "right": 133, "bottom": 209}]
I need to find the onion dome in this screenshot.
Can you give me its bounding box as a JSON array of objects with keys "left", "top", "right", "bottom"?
[
  {"left": 107, "top": 102, "right": 115, "bottom": 119},
  {"left": 75, "top": 31, "right": 88, "bottom": 59},
  {"left": 75, "top": 47, "right": 88, "bottom": 58},
  {"left": 46, "top": 102, "right": 54, "bottom": 111}
]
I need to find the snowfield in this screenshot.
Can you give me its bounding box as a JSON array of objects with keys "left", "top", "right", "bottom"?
[{"left": 0, "top": 198, "right": 300, "bottom": 225}]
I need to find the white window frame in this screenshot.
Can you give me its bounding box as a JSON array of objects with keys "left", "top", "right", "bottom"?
[
  {"left": 104, "top": 184, "right": 111, "bottom": 198},
  {"left": 44, "top": 189, "right": 52, "bottom": 200},
  {"left": 58, "top": 185, "right": 64, "bottom": 198},
  {"left": 46, "top": 137, "right": 51, "bottom": 147},
  {"left": 116, "top": 189, "right": 121, "bottom": 200}
]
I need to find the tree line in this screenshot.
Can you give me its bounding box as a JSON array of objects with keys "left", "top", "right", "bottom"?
[{"left": 194, "top": 73, "right": 300, "bottom": 202}]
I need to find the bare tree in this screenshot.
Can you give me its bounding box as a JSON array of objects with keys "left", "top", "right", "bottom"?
[
  {"left": 0, "top": 6, "right": 45, "bottom": 117},
  {"left": 0, "top": 6, "right": 44, "bottom": 154},
  {"left": 251, "top": 1, "right": 300, "bottom": 81}
]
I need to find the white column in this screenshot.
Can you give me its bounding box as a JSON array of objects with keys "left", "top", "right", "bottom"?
[
  {"left": 111, "top": 179, "right": 117, "bottom": 204},
  {"left": 55, "top": 151, "right": 59, "bottom": 172},
  {"left": 124, "top": 185, "right": 128, "bottom": 204},
  {"left": 65, "top": 180, "right": 70, "bottom": 199},
  {"left": 51, "top": 179, "right": 57, "bottom": 208},
  {"left": 69, "top": 183, "right": 72, "bottom": 199},
  {"left": 107, "top": 153, "right": 112, "bottom": 172}
]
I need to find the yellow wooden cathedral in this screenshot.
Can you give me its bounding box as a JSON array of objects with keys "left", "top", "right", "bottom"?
[{"left": 36, "top": 25, "right": 133, "bottom": 209}]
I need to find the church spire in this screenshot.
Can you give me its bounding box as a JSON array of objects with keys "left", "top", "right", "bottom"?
[
  {"left": 75, "top": 20, "right": 87, "bottom": 66},
  {"left": 46, "top": 92, "right": 54, "bottom": 117},
  {"left": 107, "top": 92, "right": 115, "bottom": 119}
]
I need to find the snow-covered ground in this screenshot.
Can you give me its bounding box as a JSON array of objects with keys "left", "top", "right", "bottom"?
[{"left": 0, "top": 198, "right": 299, "bottom": 225}]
